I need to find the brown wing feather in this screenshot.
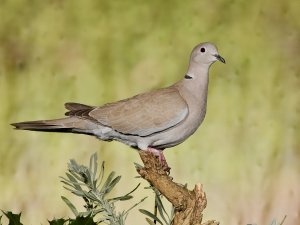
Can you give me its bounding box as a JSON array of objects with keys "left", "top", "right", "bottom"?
[
  {"left": 64, "top": 102, "right": 99, "bottom": 123},
  {"left": 89, "top": 87, "right": 188, "bottom": 136},
  {"left": 65, "top": 102, "right": 93, "bottom": 111}
]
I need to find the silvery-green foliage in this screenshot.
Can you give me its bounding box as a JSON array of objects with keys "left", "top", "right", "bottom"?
[
  {"left": 139, "top": 186, "right": 174, "bottom": 225},
  {"left": 60, "top": 153, "right": 145, "bottom": 225}
]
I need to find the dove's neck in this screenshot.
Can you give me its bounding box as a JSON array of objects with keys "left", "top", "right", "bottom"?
[
  {"left": 172, "top": 62, "right": 210, "bottom": 129},
  {"left": 186, "top": 62, "right": 210, "bottom": 79},
  {"left": 182, "top": 63, "right": 210, "bottom": 93},
  {"left": 174, "top": 62, "right": 210, "bottom": 110}
]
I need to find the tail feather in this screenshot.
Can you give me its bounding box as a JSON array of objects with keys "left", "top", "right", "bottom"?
[
  {"left": 11, "top": 116, "right": 97, "bottom": 136},
  {"left": 12, "top": 102, "right": 96, "bottom": 133},
  {"left": 11, "top": 119, "right": 71, "bottom": 132}
]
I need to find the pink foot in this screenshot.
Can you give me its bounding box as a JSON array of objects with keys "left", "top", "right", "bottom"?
[{"left": 147, "top": 147, "right": 170, "bottom": 172}]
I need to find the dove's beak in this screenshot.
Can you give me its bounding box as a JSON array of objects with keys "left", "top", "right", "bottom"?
[{"left": 214, "top": 54, "right": 226, "bottom": 64}]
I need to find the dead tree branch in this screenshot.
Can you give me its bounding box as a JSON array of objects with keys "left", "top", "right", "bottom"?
[{"left": 137, "top": 151, "right": 219, "bottom": 225}]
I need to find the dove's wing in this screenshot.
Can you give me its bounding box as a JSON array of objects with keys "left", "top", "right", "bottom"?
[{"left": 89, "top": 87, "right": 188, "bottom": 137}]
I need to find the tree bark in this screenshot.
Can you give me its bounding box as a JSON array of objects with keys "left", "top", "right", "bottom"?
[{"left": 137, "top": 151, "right": 219, "bottom": 225}]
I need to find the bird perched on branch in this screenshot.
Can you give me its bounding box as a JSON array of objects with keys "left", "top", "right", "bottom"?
[{"left": 11, "top": 42, "right": 225, "bottom": 171}]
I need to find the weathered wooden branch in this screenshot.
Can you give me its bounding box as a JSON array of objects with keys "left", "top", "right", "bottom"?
[{"left": 137, "top": 151, "right": 219, "bottom": 225}]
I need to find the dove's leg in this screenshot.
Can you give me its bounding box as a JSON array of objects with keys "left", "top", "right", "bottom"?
[{"left": 147, "top": 147, "right": 170, "bottom": 172}]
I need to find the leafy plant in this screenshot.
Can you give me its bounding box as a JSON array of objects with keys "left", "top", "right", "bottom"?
[
  {"left": 0, "top": 154, "right": 287, "bottom": 225},
  {"left": 0, "top": 153, "right": 146, "bottom": 225},
  {"left": 139, "top": 187, "right": 174, "bottom": 225},
  {"left": 60, "top": 153, "right": 146, "bottom": 224},
  {"left": 246, "top": 215, "right": 286, "bottom": 225},
  {"left": 0, "top": 211, "right": 23, "bottom": 225}
]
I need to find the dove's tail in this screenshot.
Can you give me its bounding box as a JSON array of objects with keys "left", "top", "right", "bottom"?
[
  {"left": 11, "top": 118, "right": 74, "bottom": 132},
  {"left": 11, "top": 102, "right": 98, "bottom": 135},
  {"left": 11, "top": 117, "right": 94, "bottom": 135}
]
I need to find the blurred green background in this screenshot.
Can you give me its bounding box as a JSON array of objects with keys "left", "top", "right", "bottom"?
[{"left": 1, "top": 0, "right": 299, "bottom": 224}]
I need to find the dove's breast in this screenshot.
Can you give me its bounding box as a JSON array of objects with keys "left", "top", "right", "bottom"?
[{"left": 148, "top": 78, "right": 209, "bottom": 149}]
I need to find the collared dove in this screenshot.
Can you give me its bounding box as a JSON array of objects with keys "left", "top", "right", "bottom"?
[{"left": 11, "top": 42, "right": 225, "bottom": 170}]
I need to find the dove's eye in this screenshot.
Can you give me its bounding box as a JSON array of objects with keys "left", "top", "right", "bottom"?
[{"left": 200, "top": 48, "right": 205, "bottom": 53}]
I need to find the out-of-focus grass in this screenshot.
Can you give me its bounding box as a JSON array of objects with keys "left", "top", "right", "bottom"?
[{"left": 0, "top": 0, "right": 299, "bottom": 225}]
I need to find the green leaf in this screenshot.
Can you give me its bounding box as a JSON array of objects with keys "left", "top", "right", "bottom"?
[
  {"left": 66, "top": 173, "right": 84, "bottom": 191},
  {"left": 89, "top": 153, "right": 94, "bottom": 173},
  {"left": 60, "top": 179, "right": 86, "bottom": 189},
  {"left": 96, "top": 161, "right": 105, "bottom": 189},
  {"left": 82, "top": 191, "right": 99, "bottom": 201},
  {"left": 139, "top": 209, "right": 163, "bottom": 225},
  {"left": 48, "top": 218, "right": 67, "bottom": 225},
  {"left": 169, "top": 206, "right": 175, "bottom": 222},
  {"left": 69, "top": 170, "right": 85, "bottom": 183},
  {"left": 155, "top": 195, "right": 169, "bottom": 224},
  {"left": 134, "top": 162, "right": 143, "bottom": 169},
  {"left": 69, "top": 216, "right": 96, "bottom": 225},
  {"left": 100, "top": 171, "right": 116, "bottom": 193},
  {"left": 61, "top": 196, "right": 78, "bottom": 216},
  {"left": 89, "top": 153, "right": 98, "bottom": 186},
  {"left": 84, "top": 169, "right": 93, "bottom": 187},
  {"left": 90, "top": 208, "right": 105, "bottom": 216},
  {"left": 103, "top": 176, "right": 121, "bottom": 194},
  {"left": 2, "top": 211, "right": 23, "bottom": 225},
  {"left": 109, "top": 195, "right": 133, "bottom": 202},
  {"left": 124, "top": 183, "right": 141, "bottom": 196},
  {"left": 145, "top": 218, "right": 156, "bottom": 225},
  {"left": 125, "top": 197, "right": 148, "bottom": 215},
  {"left": 279, "top": 215, "right": 287, "bottom": 225},
  {"left": 109, "top": 183, "right": 141, "bottom": 202},
  {"left": 62, "top": 186, "right": 84, "bottom": 198},
  {"left": 60, "top": 180, "right": 85, "bottom": 192}
]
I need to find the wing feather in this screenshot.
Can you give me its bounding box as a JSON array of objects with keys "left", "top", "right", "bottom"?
[{"left": 89, "top": 87, "right": 188, "bottom": 136}]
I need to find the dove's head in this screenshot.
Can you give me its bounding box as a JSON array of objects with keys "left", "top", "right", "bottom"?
[{"left": 190, "top": 42, "right": 225, "bottom": 65}]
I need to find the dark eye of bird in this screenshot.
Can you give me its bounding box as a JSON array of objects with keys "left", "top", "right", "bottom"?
[{"left": 200, "top": 47, "right": 205, "bottom": 53}]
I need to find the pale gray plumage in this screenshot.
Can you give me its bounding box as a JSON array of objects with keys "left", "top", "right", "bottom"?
[{"left": 11, "top": 42, "right": 225, "bottom": 152}]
